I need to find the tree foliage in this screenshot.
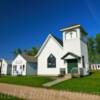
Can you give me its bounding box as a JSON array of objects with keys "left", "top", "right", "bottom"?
[
  {"left": 95, "top": 34, "right": 100, "bottom": 53},
  {"left": 87, "top": 37, "right": 95, "bottom": 63},
  {"left": 25, "top": 47, "right": 38, "bottom": 56},
  {"left": 88, "top": 34, "right": 100, "bottom": 63},
  {"left": 13, "top": 47, "right": 38, "bottom": 57},
  {"left": 13, "top": 48, "right": 22, "bottom": 57}
]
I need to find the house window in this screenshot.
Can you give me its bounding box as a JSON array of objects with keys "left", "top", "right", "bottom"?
[
  {"left": 92, "top": 65, "right": 94, "bottom": 69},
  {"left": 82, "top": 56, "right": 85, "bottom": 68},
  {"left": 98, "top": 65, "right": 100, "bottom": 68},
  {"left": 23, "top": 65, "right": 25, "bottom": 71},
  {"left": 47, "top": 54, "right": 56, "bottom": 68},
  {"left": 20, "top": 65, "right": 22, "bottom": 69},
  {"left": 13, "top": 65, "right": 17, "bottom": 71}
]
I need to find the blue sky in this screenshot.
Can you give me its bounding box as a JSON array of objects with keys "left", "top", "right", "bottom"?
[{"left": 0, "top": 0, "right": 100, "bottom": 59}]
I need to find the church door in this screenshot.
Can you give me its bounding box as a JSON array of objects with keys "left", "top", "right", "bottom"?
[{"left": 67, "top": 59, "right": 78, "bottom": 73}]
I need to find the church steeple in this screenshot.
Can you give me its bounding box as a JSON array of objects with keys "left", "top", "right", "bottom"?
[
  {"left": 60, "top": 24, "right": 87, "bottom": 43},
  {"left": 60, "top": 24, "right": 88, "bottom": 56}
]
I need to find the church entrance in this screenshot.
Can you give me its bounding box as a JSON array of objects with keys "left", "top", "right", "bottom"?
[{"left": 67, "top": 59, "right": 78, "bottom": 73}]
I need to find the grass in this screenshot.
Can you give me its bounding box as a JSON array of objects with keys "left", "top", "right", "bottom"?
[
  {"left": 52, "top": 71, "right": 100, "bottom": 95},
  {"left": 0, "top": 76, "right": 53, "bottom": 87},
  {"left": 1, "top": 71, "right": 100, "bottom": 95},
  {"left": 0, "top": 93, "right": 23, "bottom": 100}
]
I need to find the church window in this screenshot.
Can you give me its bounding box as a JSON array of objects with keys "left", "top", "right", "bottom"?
[{"left": 47, "top": 54, "right": 56, "bottom": 68}]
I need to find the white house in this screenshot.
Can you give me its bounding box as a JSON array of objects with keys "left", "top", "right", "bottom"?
[
  {"left": 0, "top": 59, "right": 11, "bottom": 75},
  {"left": 12, "top": 54, "right": 37, "bottom": 76},
  {"left": 91, "top": 64, "right": 100, "bottom": 70},
  {"left": 36, "top": 24, "right": 89, "bottom": 76}
]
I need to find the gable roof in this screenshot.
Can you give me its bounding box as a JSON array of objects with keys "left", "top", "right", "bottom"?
[
  {"left": 61, "top": 52, "right": 81, "bottom": 59},
  {"left": 52, "top": 35, "right": 63, "bottom": 46},
  {"left": 36, "top": 34, "right": 63, "bottom": 57},
  {"left": 0, "top": 58, "right": 12, "bottom": 65},
  {"left": 6, "top": 60, "right": 12, "bottom": 65},
  {"left": 21, "top": 54, "right": 37, "bottom": 63}
]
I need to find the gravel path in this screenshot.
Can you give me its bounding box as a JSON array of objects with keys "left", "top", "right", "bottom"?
[{"left": 0, "top": 83, "right": 100, "bottom": 100}]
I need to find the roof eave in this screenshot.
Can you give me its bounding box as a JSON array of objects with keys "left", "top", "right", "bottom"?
[
  {"left": 60, "top": 24, "right": 80, "bottom": 32},
  {"left": 36, "top": 34, "right": 63, "bottom": 57},
  {"left": 61, "top": 52, "right": 81, "bottom": 60}
]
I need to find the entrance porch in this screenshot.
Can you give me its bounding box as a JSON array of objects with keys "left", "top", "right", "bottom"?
[{"left": 61, "top": 52, "right": 81, "bottom": 74}]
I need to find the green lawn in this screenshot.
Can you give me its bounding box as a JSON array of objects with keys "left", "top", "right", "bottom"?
[
  {"left": 0, "top": 76, "right": 53, "bottom": 87},
  {"left": 0, "top": 93, "right": 23, "bottom": 100},
  {"left": 1, "top": 71, "right": 100, "bottom": 95},
  {"left": 52, "top": 71, "right": 100, "bottom": 95}
]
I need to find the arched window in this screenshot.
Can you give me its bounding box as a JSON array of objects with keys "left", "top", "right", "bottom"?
[{"left": 47, "top": 54, "right": 56, "bottom": 68}]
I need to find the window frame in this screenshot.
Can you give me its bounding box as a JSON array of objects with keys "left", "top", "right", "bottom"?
[
  {"left": 23, "top": 65, "right": 25, "bottom": 71},
  {"left": 13, "top": 65, "right": 17, "bottom": 71},
  {"left": 47, "top": 54, "right": 56, "bottom": 68}
]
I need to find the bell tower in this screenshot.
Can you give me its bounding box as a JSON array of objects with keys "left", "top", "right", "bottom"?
[
  {"left": 60, "top": 24, "right": 88, "bottom": 56},
  {"left": 60, "top": 24, "right": 89, "bottom": 73}
]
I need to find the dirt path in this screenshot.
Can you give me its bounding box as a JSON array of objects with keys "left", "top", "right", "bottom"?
[{"left": 0, "top": 83, "right": 100, "bottom": 100}]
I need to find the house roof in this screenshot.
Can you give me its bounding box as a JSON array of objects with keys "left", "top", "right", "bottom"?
[
  {"left": 21, "top": 54, "right": 37, "bottom": 63},
  {"left": 0, "top": 58, "right": 12, "bottom": 65},
  {"left": 61, "top": 52, "right": 81, "bottom": 59},
  {"left": 36, "top": 34, "right": 63, "bottom": 57},
  {"left": 6, "top": 60, "right": 12, "bottom": 65}
]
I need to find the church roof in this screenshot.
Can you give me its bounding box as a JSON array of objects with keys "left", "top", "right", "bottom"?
[
  {"left": 36, "top": 34, "right": 63, "bottom": 57},
  {"left": 61, "top": 52, "right": 81, "bottom": 59},
  {"left": 52, "top": 35, "right": 63, "bottom": 46}
]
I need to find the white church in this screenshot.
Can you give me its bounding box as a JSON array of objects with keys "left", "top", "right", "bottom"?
[
  {"left": 0, "top": 24, "right": 89, "bottom": 76},
  {"left": 36, "top": 24, "right": 89, "bottom": 76}
]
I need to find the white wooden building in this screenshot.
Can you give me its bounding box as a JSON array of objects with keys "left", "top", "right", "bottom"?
[
  {"left": 12, "top": 54, "right": 37, "bottom": 76},
  {"left": 0, "top": 59, "right": 11, "bottom": 75},
  {"left": 36, "top": 24, "right": 89, "bottom": 76},
  {"left": 91, "top": 64, "right": 100, "bottom": 70}
]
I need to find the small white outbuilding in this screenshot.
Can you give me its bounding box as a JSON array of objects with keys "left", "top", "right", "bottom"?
[
  {"left": 12, "top": 54, "right": 37, "bottom": 76},
  {"left": 0, "top": 59, "right": 11, "bottom": 75}
]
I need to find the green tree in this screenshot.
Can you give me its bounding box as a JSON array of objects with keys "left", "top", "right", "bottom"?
[
  {"left": 95, "top": 34, "right": 100, "bottom": 62},
  {"left": 87, "top": 37, "right": 96, "bottom": 63},
  {"left": 95, "top": 34, "right": 100, "bottom": 53},
  {"left": 26, "top": 47, "right": 38, "bottom": 56},
  {"left": 13, "top": 48, "right": 22, "bottom": 56}
]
